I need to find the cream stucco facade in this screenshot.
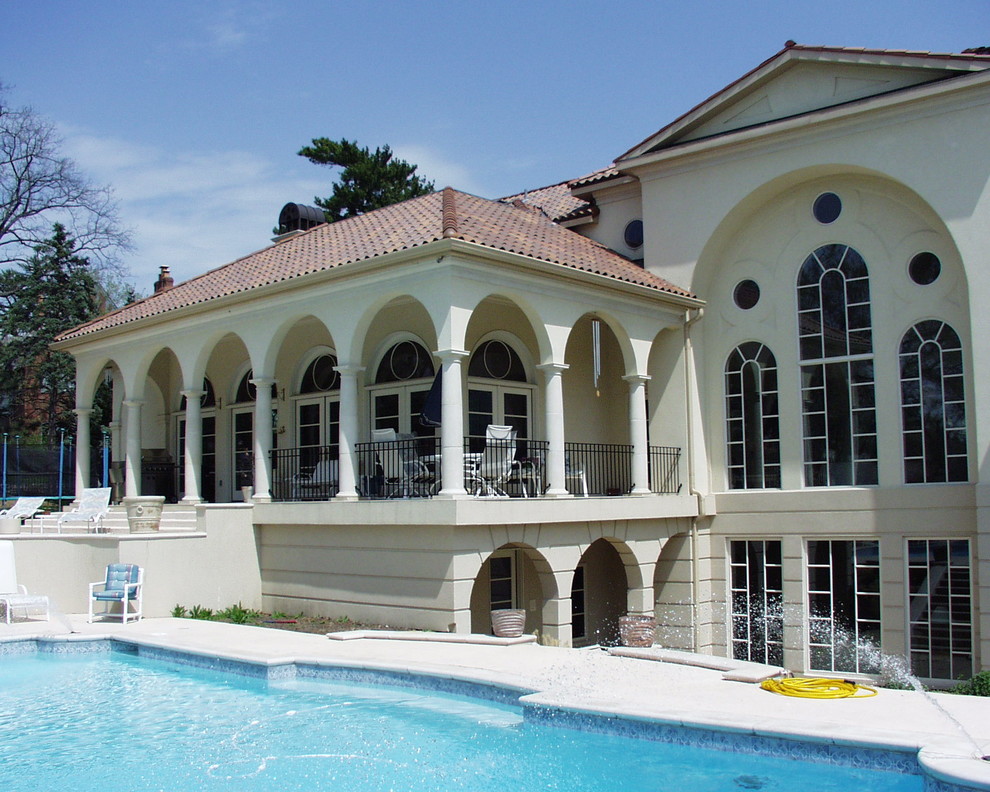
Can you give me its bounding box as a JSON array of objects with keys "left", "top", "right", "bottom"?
[{"left": 52, "top": 44, "right": 990, "bottom": 683}]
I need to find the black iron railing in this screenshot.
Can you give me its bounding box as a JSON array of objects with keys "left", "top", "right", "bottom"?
[
  {"left": 270, "top": 439, "right": 681, "bottom": 501},
  {"left": 463, "top": 436, "right": 548, "bottom": 497},
  {"left": 355, "top": 435, "right": 441, "bottom": 499},
  {"left": 648, "top": 445, "right": 682, "bottom": 494},
  {"left": 271, "top": 446, "right": 338, "bottom": 501}
]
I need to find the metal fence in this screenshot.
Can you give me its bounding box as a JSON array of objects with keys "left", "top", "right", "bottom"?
[
  {"left": 0, "top": 434, "right": 102, "bottom": 506},
  {"left": 271, "top": 439, "right": 681, "bottom": 501}
]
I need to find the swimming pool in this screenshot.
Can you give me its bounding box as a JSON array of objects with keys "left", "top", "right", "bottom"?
[{"left": 0, "top": 640, "right": 924, "bottom": 792}]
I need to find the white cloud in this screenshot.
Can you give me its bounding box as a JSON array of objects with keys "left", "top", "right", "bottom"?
[
  {"left": 391, "top": 144, "right": 485, "bottom": 196},
  {"left": 62, "top": 130, "right": 324, "bottom": 290},
  {"left": 58, "top": 129, "right": 486, "bottom": 293}
]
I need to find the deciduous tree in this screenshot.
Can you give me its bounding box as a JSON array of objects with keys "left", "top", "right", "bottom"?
[{"left": 0, "top": 83, "right": 130, "bottom": 269}]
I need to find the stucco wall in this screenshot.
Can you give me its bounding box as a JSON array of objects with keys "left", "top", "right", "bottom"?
[{"left": 7, "top": 504, "right": 261, "bottom": 619}]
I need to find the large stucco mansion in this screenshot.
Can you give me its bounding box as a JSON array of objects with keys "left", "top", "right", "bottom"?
[{"left": 54, "top": 43, "right": 990, "bottom": 683}]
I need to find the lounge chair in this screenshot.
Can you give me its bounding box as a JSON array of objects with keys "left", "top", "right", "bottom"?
[
  {"left": 0, "top": 540, "right": 50, "bottom": 624},
  {"left": 55, "top": 487, "right": 112, "bottom": 533},
  {"left": 0, "top": 496, "right": 45, "bottom": 523},
  {"left": 88, "top": 563, "right": 143, "bottom": 624},
  {"left": 290, "top": 457, "right": 338, "bottom": 500},
  {"left": 474, "top": 425, "right": 521, "bottom": 497}
]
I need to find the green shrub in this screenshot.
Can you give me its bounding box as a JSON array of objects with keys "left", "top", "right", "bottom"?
[
  {"left": 189, "top": 605, "right": 215, "bottom": 621},
  {"left": 171, "top": 604, "right": 188, "bottom": 618},
  {"left": 949, "top": 671, "right": 990, "bottom": 696},
  {"left": 217, "top": 602, "right": 260, "bottom": 624}
]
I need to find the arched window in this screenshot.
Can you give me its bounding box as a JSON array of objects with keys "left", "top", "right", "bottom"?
[
  {"left": 294, "top": 353, "right": 340, "bottom": 473},
  {"left": 899, "top": 321, "right": 967, "bottom": 483},
  {"left": 370, "top": 340, "right": 436, "bottom": 437},
  {"left": 467, "top": 339, "right": 532, "bottom": 447},
  {"left": 725, "top": 342, "right": 780, "bottom": 489},
  {"left": 797, "top": 244, "right": 877, "bottom": 487},
  {"left": 300, "top": 354, "right": 340, "bottom": 393}
]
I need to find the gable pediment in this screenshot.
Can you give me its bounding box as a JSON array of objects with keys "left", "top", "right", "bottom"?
[{"left": 619, "top": 46, "right": 990, "bottom": 160}]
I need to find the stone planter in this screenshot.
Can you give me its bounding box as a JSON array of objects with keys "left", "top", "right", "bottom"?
[
  {"left": 0, "top": 517, "right": 20, "bottom": 534},
  {"left": 491, "top": 608, "right": 526, "bottom": 638},
  {"left": 122, "top": 496, "right": 165, "bottom": 533},
  {"left": 619, "top": 614, "right": 657, "bottom": 647}
]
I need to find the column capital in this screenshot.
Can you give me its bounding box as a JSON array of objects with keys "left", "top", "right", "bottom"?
[
  {"left": 434, "top": 348, "right": 469, "bottom": 361},
  {"left": 537, "top": 361, "right": 569, "bottom": 375},
  {"left": 249, "top": 376, "right": 276, "bottom": 387},
  {"left": 73, "top": 406, "right": 93, "bottom": 416},
  {"left": 180, "top": 388, "right": 205, "bottom": 398},
  {"left": 122, "top": 399, "right": 145, "bottom": 408},
  {"left": 333, "top": 363, "right": 365, "bottom": 377},
  {"left": 622, "top": 373, "right": 651, "bottom": 385}
]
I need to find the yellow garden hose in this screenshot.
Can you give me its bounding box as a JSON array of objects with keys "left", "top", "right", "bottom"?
[{"left": 760, "top": 676, "right": 878, "bottom": 699}]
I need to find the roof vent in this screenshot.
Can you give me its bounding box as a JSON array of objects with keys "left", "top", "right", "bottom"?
[
  {"left": 278, "top": 203, "right": 326, "bottom": 234},
  {"left": 154, "top": 265, "right": 174, "bottom": 293}
]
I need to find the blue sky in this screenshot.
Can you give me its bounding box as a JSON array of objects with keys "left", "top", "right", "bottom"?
[{"left": 2, "top": 1, "right": 987, "bottom": 290}]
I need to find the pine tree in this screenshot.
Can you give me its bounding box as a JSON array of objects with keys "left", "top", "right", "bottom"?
[
  {"left": 0, "top": 223, "right": 99, "bottom": 438},
  {"left": 297, "top": 138, "right": 434, "bottom": 223}
]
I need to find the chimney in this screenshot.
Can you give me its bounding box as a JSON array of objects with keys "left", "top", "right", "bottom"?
[{"left": 154, "top": 266, "right": 174, "bottom": 293}]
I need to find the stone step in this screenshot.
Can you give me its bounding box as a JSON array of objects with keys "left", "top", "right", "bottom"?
[{"left": 24, "top": 504, "right": 199, "bottom": 534}]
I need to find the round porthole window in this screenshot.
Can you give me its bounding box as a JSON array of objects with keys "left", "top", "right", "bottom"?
[
  {"left": 733, "top": 279, "right": 760, "bottom": 310},
  {"left": 908, "top": 252, "right": 941, "bottom": 285},
  {"left": 812, "top": 192, "right": 842, "bottom": 224},
  {"left": 623, "top": 219, "right": 644, "bottom": 249}
]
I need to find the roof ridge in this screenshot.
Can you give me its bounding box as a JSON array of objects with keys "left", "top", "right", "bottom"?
[{"left": 441, "top": 186, "right": 459, "bottom": 238}]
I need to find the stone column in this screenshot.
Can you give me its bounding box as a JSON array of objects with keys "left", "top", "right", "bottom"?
[
  {"left": 437, "top": 349, "right": 469, "bottom": 497},
  {"left": 122, "top": 399, "right": 144, "bottom": 498},
  {"left": 180, "top": 390, "right": 203, "bottom": 504},
  {"left": 625, "top": 374, "right": 652, "bottom": 494},
  {"left": 334, "top": 365, "right": 363, "bottom": 500},
  {"left": 73, "top": 407, "right": 92, "bottom": 496},
  {"left": 250, "top": 377, "right": 275, "bottom": 502},
  {"left": 538, "top": 362, "right": 569, "bottom": 497}
]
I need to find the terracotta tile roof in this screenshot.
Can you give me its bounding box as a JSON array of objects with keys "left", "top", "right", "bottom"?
[
  {"left": 499, "top": 179, "right": 589, "bottom": 222},
  {"left": 568, "top": 166, "right": 620, "bottom": 190},
  {"left": 58, "top": 188, "right": 694, "bottom": 343}
]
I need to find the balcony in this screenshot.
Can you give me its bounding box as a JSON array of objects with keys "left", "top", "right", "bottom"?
[{"left": 270, "top": 438, "right": 681, "bottom": 502}]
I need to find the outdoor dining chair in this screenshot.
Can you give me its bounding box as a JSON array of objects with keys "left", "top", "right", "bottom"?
[{"left": 88, "top": 563, "right": 143, "bottom": 624}]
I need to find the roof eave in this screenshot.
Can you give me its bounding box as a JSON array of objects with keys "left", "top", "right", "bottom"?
[
  {"left": 54, "top": 236, "right": 700, "bottom": 350},
  {"left": 618, "top": 45, "right": 990, "bottom": 162},
  {"left": 618, "top": 66, "right": 990, "bottom": 172}
]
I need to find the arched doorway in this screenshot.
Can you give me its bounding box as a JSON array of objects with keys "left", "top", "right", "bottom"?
[{"left": 572, "top": 538, "right": 627, "bottom": 646}]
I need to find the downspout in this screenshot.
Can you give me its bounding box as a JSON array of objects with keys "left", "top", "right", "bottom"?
[{"left": 683, "top": 307, "right": 704, "bottom": 653}]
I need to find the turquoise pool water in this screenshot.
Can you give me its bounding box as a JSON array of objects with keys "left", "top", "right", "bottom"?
[{"left": 0, "top": 650, "right": 922, "bottom": 792}]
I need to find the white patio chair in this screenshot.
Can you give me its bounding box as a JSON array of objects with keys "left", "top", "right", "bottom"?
[
  {"left": 55, "top": 487, "right": 112, "bottom": 533},
  {"left": 88, "top": 563, "right": 143, "bottom": 624},
  {"left": 475, "top": 425, "right": 520, "bottom": 497},
  {"left": 0, "top": 540, "right": 49, "bottom": 624},
  {"left": 376, "top": 431, "right": 432, "bottom": 497},
  {"left": 290, "top": 457, "right": 338, "bottom": 500},
  {"left": 0, "top": 497, "right": 45, "bottom": 524},
  {"left": 565, "top": 456, "right": 588, "bottom": 496}
]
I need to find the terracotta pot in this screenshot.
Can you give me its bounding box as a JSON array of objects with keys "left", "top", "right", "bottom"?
[
  {"left": 491, "top": 608, "right": 526, "bottom": 638},
  {"left": 619, "top": 614, "right": 656, "bottom": 647}
]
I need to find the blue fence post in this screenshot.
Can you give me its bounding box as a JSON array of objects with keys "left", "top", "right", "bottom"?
[
  {"left": 101, "top": 429, "right": 109, "bottom": 488},
  {"left": 58, "top": 429, "right": 65, "bottom": 506}
]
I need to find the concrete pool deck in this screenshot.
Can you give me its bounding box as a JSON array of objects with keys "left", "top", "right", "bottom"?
[{"left": 3, "top": 615, "right": 990, "bottom": 790}]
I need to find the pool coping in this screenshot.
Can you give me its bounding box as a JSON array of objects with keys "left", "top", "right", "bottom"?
[{"left": 3, "top": 632, "right": 989, "bottom": 791}]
